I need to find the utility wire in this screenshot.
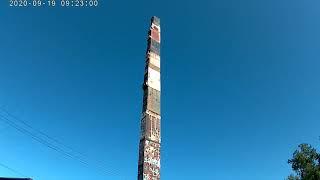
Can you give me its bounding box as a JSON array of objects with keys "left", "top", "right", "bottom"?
[
  {"left": 0, "top": 107, "right": 114, "bottom": 169},
  {"left": 0, "top": 114, "right": 88, "bottom": 164},
  {"left": 0, "top": 112, "right": 122, "bottom": 178},
  {"left": 0, "top": 162, "right": 26, "bottom": 177},
  {"left": 0, "top": 114, "right": 120, "bottom": 177},
  {"left": 0, "top": 107, "right": 85, "bottom": 158}
]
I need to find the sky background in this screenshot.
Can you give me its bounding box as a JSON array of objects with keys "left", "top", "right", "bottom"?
[{"left": 0, "top": 0, "right": 320, "bottom": 179}]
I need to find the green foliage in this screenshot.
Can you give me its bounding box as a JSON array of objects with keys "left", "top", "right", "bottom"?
[
  {"left": 287, "top": 144, "right": 320, "bottom": 180},
  {"left": 287, "top": 174, "right": 300, "bottom": 180}
]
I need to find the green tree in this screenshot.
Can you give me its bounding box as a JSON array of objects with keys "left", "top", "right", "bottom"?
[
  {"left": 287, "top": 144, "right": 320, "bottom": 180},
  {"left": 287, "top": 174, "right": 300, "bottom": 180}
]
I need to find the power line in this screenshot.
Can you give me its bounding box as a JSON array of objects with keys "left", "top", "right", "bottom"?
[
  {"left": 0, "top": 109, "right": 122, "bottom": 178},
  {"left": 0, "top": 107, "right": 85, "bottom": 159},
  {"left": 0, "top": 107, "right": 112, "bottom": 168},
  {"left": 0, "top": 162, "right": 26, "bottom": 177},
  {"left": 0, "top": 114, "right": 120, "bottom": 177},
  {"left": 0, "top": 114, "right": 86, "bottom": 163}
]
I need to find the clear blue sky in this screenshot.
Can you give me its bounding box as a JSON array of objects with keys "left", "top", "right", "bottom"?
[{"left": 0, "top": 0, "right": 320, "bottom": 179}]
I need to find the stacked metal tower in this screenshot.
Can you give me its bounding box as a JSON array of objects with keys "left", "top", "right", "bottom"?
[{"left": 137, "top": 16, "right": 161, "bottom": 180}]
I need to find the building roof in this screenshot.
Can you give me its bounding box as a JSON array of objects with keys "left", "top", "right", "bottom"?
[{"left": 0, "top": 178, "right": 32, "bottom": 180}]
